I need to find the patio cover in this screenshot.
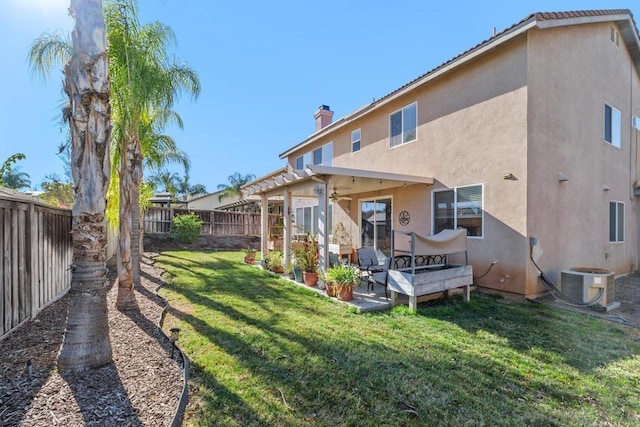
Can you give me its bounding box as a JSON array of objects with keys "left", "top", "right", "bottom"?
[
  {"left": 242, "top": 164, "right": 434, "bottom": 272},
  {"left": 244, "top": 164, "right": 434, "bottom": 197}
]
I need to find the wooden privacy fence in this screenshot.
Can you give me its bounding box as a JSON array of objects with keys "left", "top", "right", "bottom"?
[
  {"left": 144, "top": 207, "right": 279, "bottom": 236},
  {"left": 1, "top": 195, "right": 72, "bottom": 339}
]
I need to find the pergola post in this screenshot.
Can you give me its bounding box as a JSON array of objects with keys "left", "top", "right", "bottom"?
[
  {"left": 283, "top": 188, "right": 291, "bottom": 267},
  {"left": 260, "top": 194, "right": 268, "bottom": 260},
  {"left": 316, "top": 181, "right": 329, "bottom": 272}
]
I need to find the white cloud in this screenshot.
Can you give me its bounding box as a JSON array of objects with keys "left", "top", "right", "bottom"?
[{"left": 5, "top": 0, "right": 72, "bottom": 30}]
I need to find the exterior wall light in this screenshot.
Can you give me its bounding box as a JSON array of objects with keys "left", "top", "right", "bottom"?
[{"left": 558, "top": 172, "right": 570, "bottom": 182}]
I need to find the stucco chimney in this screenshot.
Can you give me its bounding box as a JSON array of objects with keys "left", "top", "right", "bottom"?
[{"left": 314, "top": 105, "right": 333, "bottom": 131}]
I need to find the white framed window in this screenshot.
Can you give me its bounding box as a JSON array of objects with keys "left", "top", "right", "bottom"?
[
  {"left": 390, "top": 102, "right": 417, "bottom": 147},
  {"left": 321, "top": 142, "right": 333, "bottom": 166},
  {"left": 351, "top": 129, "right": 361, "bottom": 152},
  {"left": 313, "top": 147, "right": 322, "bottom": 165},
  {"left": 432, "top": 184, "right": 484, "bottom": 238},
  {"left": 295, "top": 142, "right": 333, "bottom": 169},
  {"left": 609, "top": 201, "right": 624, "bottom": 242},
  {"left": 604, "top": 103, "right": 621, "bottom": 147},
  {"left": 295, "top": 204, "right": 332, "bottom": 235},
  {"left": 632, "top": 115, "right": 640, "bottom": 130}
]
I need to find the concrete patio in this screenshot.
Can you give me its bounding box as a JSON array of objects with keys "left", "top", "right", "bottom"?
[{"left": 283, "top": 275, "right": 394, "bottom": 312}]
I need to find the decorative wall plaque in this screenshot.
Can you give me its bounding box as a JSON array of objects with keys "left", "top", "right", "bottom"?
[{"left": 398, "top": 210, "right": 410, "bottom": 226}]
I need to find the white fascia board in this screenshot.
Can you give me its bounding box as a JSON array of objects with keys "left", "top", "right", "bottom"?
[{"left": 535, "top": 14, "right": 630, "bottom": 29}]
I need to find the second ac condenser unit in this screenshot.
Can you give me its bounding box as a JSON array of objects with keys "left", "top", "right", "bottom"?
[{"left": 560, "top": 268, "right": 619, "bottom": 311}]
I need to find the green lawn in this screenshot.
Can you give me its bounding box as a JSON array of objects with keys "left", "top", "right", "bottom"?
[{"left": 157, "top": 251, "right": 640, "bottom": 427}]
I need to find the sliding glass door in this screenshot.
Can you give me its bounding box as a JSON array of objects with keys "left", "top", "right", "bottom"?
[{"left": 360, "top": 198, "right": 392, "bottom": 256}]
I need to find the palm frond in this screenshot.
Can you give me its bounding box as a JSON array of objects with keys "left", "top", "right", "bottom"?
[{"left": 28, "top": 31, "right": 72, "bottom": 81}]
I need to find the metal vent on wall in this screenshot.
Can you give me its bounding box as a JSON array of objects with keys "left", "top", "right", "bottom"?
[{"left": 610, "top": 26, "right": 620, "bottom": 47}]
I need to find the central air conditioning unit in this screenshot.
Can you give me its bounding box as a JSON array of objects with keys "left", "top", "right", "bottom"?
[{"left": 560, "top": 268, "right": 619, "bottom": 311}]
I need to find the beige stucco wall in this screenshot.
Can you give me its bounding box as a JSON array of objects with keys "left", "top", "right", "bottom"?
[
  {"left": 289, "top": 35, "right": 531, "bottom": 294},
  {"left": 527, "top": 22, "right": 640, "bottom": 295},
  {"left": 284, "top": 19, "right": 640, "bottom": 297},
  {"left": 188, "top": 193, "right": 241, "bottom": 210}
]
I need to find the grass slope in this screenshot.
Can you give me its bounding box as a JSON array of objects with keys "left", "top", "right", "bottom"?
[{"left": 157, "top": 250, "right": 640, "bottom": 427}]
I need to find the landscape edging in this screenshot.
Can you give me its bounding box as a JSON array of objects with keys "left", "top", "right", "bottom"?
[{"left": 146, "top": 253, "right": 190, "bottom": 427}]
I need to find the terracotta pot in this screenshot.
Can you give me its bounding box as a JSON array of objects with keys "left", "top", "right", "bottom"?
[
  {"left": 303, "top": 271, "right": 318, "bottom": 287},
  {"left": 325, "top": 282, "right": 337, "bottom": 297},
  {"left": 244, "top": 253, "right": 256, "bottom": 264},
  {"left": 336, "top": 284, "right": 354, "bottom": 301}
]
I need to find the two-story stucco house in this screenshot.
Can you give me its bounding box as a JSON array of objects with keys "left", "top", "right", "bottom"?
[{"left": 244, "top": 9, "right": 640, "bottom": 298}]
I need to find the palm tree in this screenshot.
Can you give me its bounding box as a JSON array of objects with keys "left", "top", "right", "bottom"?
[
  {"left": 28, "top": 0, "right": 199, "bottom": 310},
  {"left": 147, "top": 169, "right": 180, "bottom": 195},
  {"left": 177, "top": 174, "right": 207, "bottom": 199},
  {"left": 56, "top": 0, "right": 113, "bottom": 372},
  {"left": 109, "top": 111, "right": 190, "bottom": 285},
  {"left": 218, "top": 172, "right": 256, "bottom": 202},
  {"left": 0, "top": 153, "right": 31, "bottom": 190},
  {"left": 105, "top": 0, "right": 200, "bottom": 308},
  {"left": 1, "top": 167, "right": 31, "bottom": 190}
]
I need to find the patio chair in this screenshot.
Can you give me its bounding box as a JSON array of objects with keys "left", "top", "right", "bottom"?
[{"left": 357, "top": 247, "right": 389, "bottom": 299}]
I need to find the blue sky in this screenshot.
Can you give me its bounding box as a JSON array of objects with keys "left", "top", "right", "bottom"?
[{"left": 1, "top": 1, "right": 638, "bottom": 192}]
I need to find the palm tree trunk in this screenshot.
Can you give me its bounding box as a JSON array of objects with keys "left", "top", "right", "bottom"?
[
  {"left": 57, "top": 0, "right": 112, "bottom": 372},
  {"left": 116, "top": 139, "right": 139, "bottom": 310},
  {"left": 130, "top": 137, "right": 142, "bottom": 285}
]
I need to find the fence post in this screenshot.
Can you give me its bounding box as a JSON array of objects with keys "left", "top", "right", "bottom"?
[
  {"left": 243, "top": 212, "right": 248, "bottom": 236},
  {"left": 28, "top": 202, "right": 37, "bottom": 318}
]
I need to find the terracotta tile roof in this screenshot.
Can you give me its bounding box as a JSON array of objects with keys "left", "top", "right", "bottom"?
[{"left": 534, "top": 9, "right": 631, "bottom": 21}]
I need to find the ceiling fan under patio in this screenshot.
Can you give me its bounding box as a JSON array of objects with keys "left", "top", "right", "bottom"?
[{"left": 329, "top": 187, "right": 352, "bottom": 202}]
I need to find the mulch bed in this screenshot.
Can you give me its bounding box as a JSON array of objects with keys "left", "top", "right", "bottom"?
[{"left": 0, "top": 253, "right": 182, "bottom": 427}]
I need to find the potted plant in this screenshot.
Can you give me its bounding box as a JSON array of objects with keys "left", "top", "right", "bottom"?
[
  {"left": 264, "top": 250, "right": 284, "bottom": 273},
  {"left": 325, "top": 264, "right": 360, "bottom": 301},
  {"left": 321, "top": 270, "right": 337, "bottom": 297},
  {"left": 291, "top": 245, "right": 305, "bottom": 283},
  {"left": 242, "top": 247, "right": 257, "bottom": 264},
  {"left": 299, "top": 234, "right": 319, "bottom": 286},
  {"left": 285, "top": 263, "right": 294, "bottom": 279}
]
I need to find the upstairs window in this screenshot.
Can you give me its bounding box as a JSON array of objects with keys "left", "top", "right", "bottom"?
[
  {"left": 295, "top": 142, "right": 333, "bottom": 169},
  {"left": 352, "top": 129, "right": 361, "bottom": 152},
  {"left": 604, "top": 103, "right": 621, "bottom": 147},
  {"left": 433, "top": 184, "right": 484, "bottom": 237},
  {"left": 324, "top": 142, "right": 333, "bottom": 166},
  {"left": 390, "top": 102, "right": 417, "bottom": 147},
  {"left": 609, "top": 201, "right": 624, "bottom": 242}
]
